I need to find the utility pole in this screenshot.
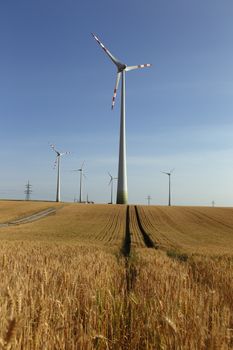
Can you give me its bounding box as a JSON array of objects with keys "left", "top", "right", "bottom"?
[{"left": 25, "top": 180, "right": 32, "bottom": 201}]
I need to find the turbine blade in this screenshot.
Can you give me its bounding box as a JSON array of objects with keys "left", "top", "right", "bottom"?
[
  {"left": 125, "top": 63, "right": 152, "bottom": 72},
  {"left": 60, "top": 151, "right": 70, "bottom": 156},
  {"left": 108, "top": 172, "right": 112, "bottom": 178},
  {"left": 50, "top": 144, "right": 59, "bottom": 155},
  {"left": 108, "top": 178, "right": 113, "bottom": 185},
  {"left": 81, "top": 160, "right": 85, "bottom": 169},
  {"left": 111, "top": 72, "right": 121, "bottom": 109},
  {"left": 91, "top": 33, "right": 121, "bottom": 67},
  {"left": 170, "top": 168, "right": 175, "bottom": 174},
  {"left": 53, "top": 156, "right": 58, "bottom": 169}
]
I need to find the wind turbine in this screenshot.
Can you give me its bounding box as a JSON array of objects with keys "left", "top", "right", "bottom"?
[
  {"left": 108, "top": 172, "right": 117, "bottom": 204},
  {"left": 92, "top": 33, "right": 152, "bottom": 204},
  {"left": 161, "top": 169, "right": 175, "bottom": 206},
  {"left": 146, "top": 195, "right": 151, "bottom": 205},
  {"left": 50, "top": 144, "right": 70, "bottom": 202},
  {"left": 72, "top": 161, "right": 86, "bottom": 203}
]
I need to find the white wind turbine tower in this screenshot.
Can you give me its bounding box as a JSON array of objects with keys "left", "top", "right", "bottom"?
[
  {"left": 108, "top": 172, "right": 117, "bottom": 204},
  {"left": 72, "top": 161, "right": 86, "bottom": 203},
  {"left": 50, "top": 144, "right": 70, "bottom": 202},
  {"left": 92, "top": 33, "right": 152, "bottom": 204},
  {"left": 162, "top": 169, "right": 175, "bottom": 206}
]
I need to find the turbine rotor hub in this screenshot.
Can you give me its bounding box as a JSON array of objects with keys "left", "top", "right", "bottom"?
[{"left": 117, "top": 63, "right": 127, "bottom": 72}]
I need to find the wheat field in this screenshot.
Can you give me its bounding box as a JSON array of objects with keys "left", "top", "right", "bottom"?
[
  {"left": 0, "top": 201, "right": 232, "bottom": 349},
  {"left": 0, "top": 201, "right": 61, "bottom": 224}
]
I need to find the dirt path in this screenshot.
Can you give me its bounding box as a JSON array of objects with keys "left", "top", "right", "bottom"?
[{"left": 0, "top": 207, "right": 57, "bottom": 228}]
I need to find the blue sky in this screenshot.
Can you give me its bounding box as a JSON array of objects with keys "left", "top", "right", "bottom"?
[{"left": 0, "top": 0, "right": 233, "bottom": 205}]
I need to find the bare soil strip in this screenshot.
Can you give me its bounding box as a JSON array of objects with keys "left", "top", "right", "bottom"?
[{"left": 0, "top": 207, "right": 57, "bottom": 227}]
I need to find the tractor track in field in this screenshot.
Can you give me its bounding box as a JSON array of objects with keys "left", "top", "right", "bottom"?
[
  {"left": 121, "top": 205, "right": 131, "bottom": 257},
  {"left": 0, "top": 207, "right": 59, "bottom": 228},
  {"left": 134, "top": 206, "right": 157, "bottom": 248},
  {"left": 122, "top": 205, "right": 232, "bottom": 322},
  {"left": 121, "top": 204, "right": 158, "bottom": 345},
  {"left": 121, "top": 205, "right": 157, "bottom": 257}
]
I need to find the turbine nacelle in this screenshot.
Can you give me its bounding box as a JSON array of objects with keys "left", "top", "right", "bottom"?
[{"left": 117, "top": 63, "right": 127, "bottom": 72}]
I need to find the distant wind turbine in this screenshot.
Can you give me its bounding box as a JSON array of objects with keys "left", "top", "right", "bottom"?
[
  {"left": 50, "top": 144, "right": 70, "bottom": 202},
  {"left": 92, "top": 33, "right": 152, "bottom": 204},
  {"left": 72, "top": 161, "right": 86, "bottom": 203},
  {"left": 147, "top": 195, "right": 151, "bottom": 206},
  {"left": 162, "top": 169, "right": 175, "bottom": 206},
  {"left": 108, "top": 172, "right": 117, "bottom": 204}
]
